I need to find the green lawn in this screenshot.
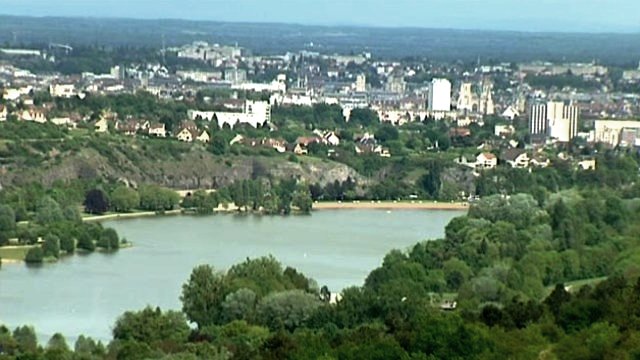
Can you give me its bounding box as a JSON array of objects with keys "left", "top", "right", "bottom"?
[{"left": 0, "top": 246, "right": 34, "bottom": 261}]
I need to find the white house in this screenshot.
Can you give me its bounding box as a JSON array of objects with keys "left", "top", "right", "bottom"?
[
  {"left": 50, "top": 117, "right": 76, "bottom": 128},
  {"left": 2, "top": 86, "right": 32, "bottom": 101},
  {"left": 49, "top": 84, "right": 77, "bottom": 98},
  {"left": 176, "top": 128, "right": 209, "bottom": 143},
  {"left": 495, "top": 124, "right": 515, "bottom": 137},
  {"left": 196, "top": 130, "right": 210, "bottom": 143},
  {"left": 94, "top": 118, "right": 109, "bottom": 133},
  {"left": 501, "top": 106, "right": 520, "bottom": 120},
  {"left": 148, "top": 123, "right": 166, "bottom": 137},
  {"left": 578, "top": 159, "right": 596, "bottom": 170},
  {"left": 502, "top": 149, "right": 530, "bottom": 168},
  {"left": 176, "top": 128, "right": 194, "bottom": 142},
  {"left": 324, "top": 131, "right": 340, "bottom": 146},
  {"left": 475, "top": 152, "right": 497, "bottom": 169},
  {"left": 19, "top": 108, "right": 46, "bottom": 123}
]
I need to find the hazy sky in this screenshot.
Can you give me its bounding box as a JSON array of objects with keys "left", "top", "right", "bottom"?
[{"left": 0, "top": 0, "right": 638, "bottom": 33}]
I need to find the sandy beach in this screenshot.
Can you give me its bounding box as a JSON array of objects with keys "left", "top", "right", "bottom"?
[{"left": 313, "top": 201, "right": 469, "bottom": 211}]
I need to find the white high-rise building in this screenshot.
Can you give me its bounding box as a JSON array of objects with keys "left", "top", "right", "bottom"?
[
  {"left": 355, "top": 74, "right": 367, "bottom": 92},
  {"left": 428, "top": 78, "right": 452, "bottom": 112},
  {"left": 529, "top": 101, "right": 579, "bottom": 142},
  {"left": 529, "top": 103, "right": 548, "bottom": 135},
  {"left": 548, "top": 101, "right": 579, "bottom": 142}
]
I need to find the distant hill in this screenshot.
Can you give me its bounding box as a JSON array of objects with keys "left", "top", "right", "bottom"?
[{"left": 0, "top": 15, "right": 639, "bottom": 64}]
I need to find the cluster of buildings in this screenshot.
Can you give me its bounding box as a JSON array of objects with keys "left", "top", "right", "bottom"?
[{"left": 2, "top": 40, "right": 640, "bottom": 152}]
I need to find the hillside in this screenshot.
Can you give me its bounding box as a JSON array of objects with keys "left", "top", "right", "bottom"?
[{"left": 0, "top": 134, "right": 364, "bottom": 190}]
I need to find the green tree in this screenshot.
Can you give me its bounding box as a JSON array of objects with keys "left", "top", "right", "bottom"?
[
  {"left": 110, "top": 186, "right": 140, "bottom": 213},
  {"left": 75, "top": 335, "right": 105, "bottom": 359},
  {"left": 221, "top": 288, "right": 258, "bottom": 323},
  {"left": 77, "top": 230, "right": 96, "bottom": 252},
  {"left": 43, "top": 234, "right": 61, "bottom": 258},
  {"left": 256, "top": 290, "right": 322, "bottom": 331},
  {"left": 98, "top": 228, "right": 119, "bottom": 251},
  {"left": 292, "top": 186, "right": 313, "bottom": 214},
  {"left": 25, "top": 247, "right": 44, "bottom": 263},
  {"left": 181, "top": 265, "right": 228, "bottom": 328},
  {"left": 35, "top": 196, "right": 64, "bottom": 224},
  {"left": 13, "top": 325, "right": 37, "bottom": 353},
  {"left": 84, "top": 188, "right": 110, "bottom": 215},
  {"left": 60, "top": 235, "right": 75, "bottom": 254},
  {"left": 113, "top": 306, "right": 190, "bottom": 346},
  {"left": 210, "top": 133, "right": 229, "bottom": 155},
  {"left": 46, "top": 332, "right": 71, "bottom": 359},
  {"left": 0, "top": 204, "right": 16, "bottom": 233}
]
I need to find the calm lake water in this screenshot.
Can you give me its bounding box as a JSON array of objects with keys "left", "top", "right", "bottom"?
[{"left": 0, "top": 209, "right": 463, "bottom": 342}]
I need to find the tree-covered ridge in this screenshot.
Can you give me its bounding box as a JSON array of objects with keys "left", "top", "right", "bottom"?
[{"left": 365, "top": 190, "right": 640, "bottom": 309}]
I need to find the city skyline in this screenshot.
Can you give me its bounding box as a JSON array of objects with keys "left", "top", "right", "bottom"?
[{"left": 0, "top": 0, "right": 638, "bottom": 33}]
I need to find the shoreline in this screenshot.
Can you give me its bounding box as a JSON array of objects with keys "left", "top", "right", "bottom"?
[
  {"left": 82, "top": 209, "right": 182, "bottom": 222},
  {"left": 313, "top": 201, "right": 469, "bottom": 211}
]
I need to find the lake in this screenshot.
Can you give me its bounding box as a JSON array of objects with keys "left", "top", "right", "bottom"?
[{"left": 0, "top": 209, "right": 463, "bottom": 342}]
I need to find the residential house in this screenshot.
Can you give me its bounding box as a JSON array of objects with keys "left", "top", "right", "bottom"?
[
  {"left": 291, "top": 143, "right": 308, "bottom": 155},
  {"left": 229, "top": 134, "right": 245, "bottom": 146},
  {"left": 115, "top": 120, "right": 140, "bottom": 136},
  {"left": 578, "top": 159, "right": 596, "bottom": 170},
  {"left": 19, "top": 107, "right": 47, "bottom": 123},
  {"left": 176, "top": 128, "right": 195, "bottom": 142},
  {"left": 176, "top": 127, "right": 209, "bottom": 143},
  {"left": 50, "top": 117, "right": 76, "bottom": 128},
  {"left": 311, "top": 130, "right": 340, "bottom": 146},
  {"left": 475, "top": 152, "right": 497, "bottom": 170},
  {"left": 449, "top": 127, "right": 472, "bottom": 138},
  {"left": 355, "top": 143, "right": 390, "bottom": 157},
  {"left": 495, "top": 124, "right": 515, "bottom": 138},
  {"left": 263, "top": 138, "right": 287, "bottom": 153},
  {"left": 49, "top": 83, "right": 77, "bottom": 98},
  {"left": 148, "top": 123, "right": 167, "bottom": 137},
  {"left": 502, "top": 149, "right": 530, "bottom": 168},
  {"left": 501, "top": 106, "right": 520, "bottom": 120},
  {"left": 291, "top": 136, "right": 323, "bottom": 155},
  {"left": 94, "top": 118, "right": 109, "bottom": 133},
  {"left": 530, "top": 153, "right": 551, "bottom": 168},
  {"left": 196, "top": 130, "right": 210, "bottom": 143},
  {"left": 323, "top": 131, "right": 340, "bottom": 146}
]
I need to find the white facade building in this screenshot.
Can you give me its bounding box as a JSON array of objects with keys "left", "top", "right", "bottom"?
[
  {"left": 529, "top": 101, "right": 579, "bottom": 142},
  {"left": 428, "top": 78, "right": 451, "bottom": 112},
  {"left": 188, "top": 100, "right": 271, "bottom": 129},
  {"left": 49, "top": 84, "right": 77, "bottom": 98},
  {"left": 457, "top": 82, "right": 474, "bottom": 111},
  {"left": 355, "top": 74, "right": 367, "bottom": 92},
  {"left": 529, "top": 103, "right": 548, "bottom": 135},
  {"left": 547, "top": 101, "right": 579, "bottom": 142},
  {"left": 593, "top": 120, "right": 640, "bottom": 147}
]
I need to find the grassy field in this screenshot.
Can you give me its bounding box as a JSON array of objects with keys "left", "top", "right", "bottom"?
[{"left": 0, "top": 246, "right": 34, "bottom": 261}]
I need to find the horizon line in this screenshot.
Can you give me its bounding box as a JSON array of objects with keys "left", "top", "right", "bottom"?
[{"left": 0, "top": 13, "right": 639, "bottom": 36}]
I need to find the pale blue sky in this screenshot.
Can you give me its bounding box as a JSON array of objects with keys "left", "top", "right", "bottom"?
[{"left": 0, "top": 0, "right": 638, "bottom": 33}]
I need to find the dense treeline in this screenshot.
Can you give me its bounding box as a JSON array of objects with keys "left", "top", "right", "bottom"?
[
  {"left": 2, "top": 259, "right": 640, "bottom": 358},
  {"left": 0, "top": 180, "right": 125, "bottom": 263}
]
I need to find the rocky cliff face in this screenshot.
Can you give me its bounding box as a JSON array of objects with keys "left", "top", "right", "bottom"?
[{"left": 0, "top": 145, "right": 364, "bottom": 190}]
